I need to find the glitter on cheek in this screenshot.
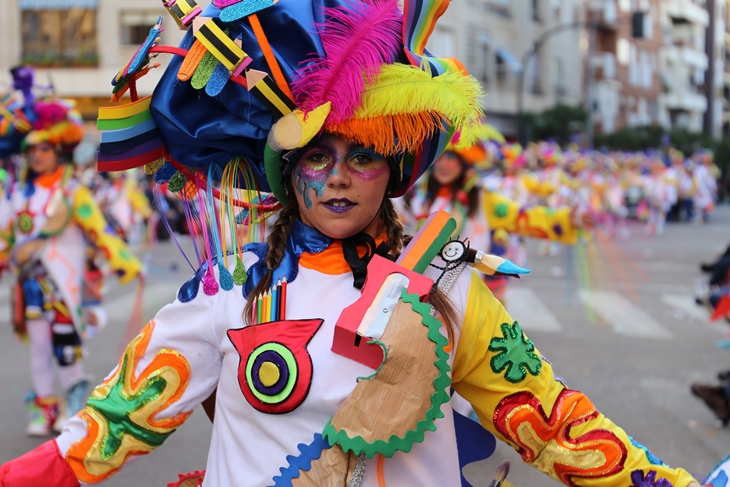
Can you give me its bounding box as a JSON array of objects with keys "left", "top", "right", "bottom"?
[
  {"left": 294, "top": 164, "right": 329, "bottom": 210},
  {"left": 351, "top": 162, "right": 390, "bottom": 181}
]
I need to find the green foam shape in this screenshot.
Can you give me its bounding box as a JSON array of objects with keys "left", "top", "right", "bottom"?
[
  {"left": 322, "top": 290, "right": 451, "bottom": 459},
  {"left": 97, "top": 110, "right": 153, "bottom": 131},
  {"left": 191, "top": 49, "right": 219, "bottom": 90},
  {"left": 412, "top": 217, "right": 457, "bottom": 274}
]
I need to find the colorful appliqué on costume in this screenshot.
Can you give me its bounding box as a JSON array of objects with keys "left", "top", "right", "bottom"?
[
  {"left": 16, "top": 210, "right": 35, "bottom": 234},
  {"left": 493, "top": 389, "right": 627, "bottom": 487},
  {"left": 516, "top": 210, "right": 549, "bottom": 239},
  {"left": 227, "top": 319, "right": 323, "bottom": 414},
  {"left": 488, "top": 321, "right": 541, "bottom": 383},
  {"left": 65, "top": 320, "right": 192, "bottom": 483},
  {"left": 630, "top": 470, "right": 674, "bottom": 487},
  {"left": 270, "top": 433, "right": 333, "bottom": 487},
  {"left": 494, "top": 202, "right": 509, "bottom": 218}
]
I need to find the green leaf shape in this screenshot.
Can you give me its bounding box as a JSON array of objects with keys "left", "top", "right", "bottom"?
[
  {"left": 488, "top": 321, "right": 541, "bottom": 383},
  {"left": 322, "top": 290, "right": 452, "bottom": 458},
  {"left": 87, "top": 352, "right": 174, "bottom": 459}
]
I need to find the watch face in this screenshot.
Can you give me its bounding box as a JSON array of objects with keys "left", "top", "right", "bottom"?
[{"left": 440, "top": 240, "right": 466, "bottom": 263}]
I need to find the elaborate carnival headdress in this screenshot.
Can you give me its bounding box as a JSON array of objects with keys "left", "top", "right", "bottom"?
[
  {"left": 96, "top": 0, "right": 483, "bottom": 282},
  {"left": 1, "top": 67, "right": 83, "bottom": 158}
]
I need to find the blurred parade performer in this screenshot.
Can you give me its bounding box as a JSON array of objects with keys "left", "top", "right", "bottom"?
[
  {"left": 693, "top": 151, "right": 720, "bottom": 223},
  {"left": 0, "top": 74, "right": 141, "bottom": 436},
  {"left": 0, "top": 2, "right": 705, "bottom": 486},
  {"left": 95, "top": 169, "right": 153, "bottom": 245},
  {"left": 691, "top": 244, "right": 730, "bottom": 424},
  {"left": 399, "top": 132, "right": 594, "bottom": 304}
]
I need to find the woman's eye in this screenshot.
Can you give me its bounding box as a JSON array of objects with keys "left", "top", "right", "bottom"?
[
  {"left": 309, "top": 152, "right": 329, "bottom": 163},
  {"left": 351, "top": 153, "right": 372, "bottom": 165}
]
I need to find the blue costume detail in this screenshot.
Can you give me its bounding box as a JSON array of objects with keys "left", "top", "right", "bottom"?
[
  {"left": 453, "top": 409, "right": 496, "bottom": 487},
  {"left": 269, "top": 433, "right": 332, "bottom": 487},
  {"left": 243, "top": 219, "right": 332, "bottom": 298},
  {"left": 629, "top": 436, "right": 665, "bottom": 466}
]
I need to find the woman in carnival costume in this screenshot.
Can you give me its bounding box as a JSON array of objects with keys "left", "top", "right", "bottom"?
[
  {"left": 400, "top": 134, "right": 592, "bottom": 303},
  {"left": 0, "top": 1, "right": 703, "bottom": 486},
  {"left": 0, "top": 91, "right": 142, "bottom": 436}
]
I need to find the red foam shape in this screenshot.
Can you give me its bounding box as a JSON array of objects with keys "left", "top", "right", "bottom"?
[
  {"left": 331, "top": 254, "right": 434, "bottom": 369},
  {"left": 96, "top": 148, "right": 164, "bottom": 172},
  {"left": 167, "top": 470, "right": 206, "bottom": 487},
  {"left": 227, "top": 318, "right": 323, "bottom": 414},
  {"left": 712, "top": 293, "right": 730, "bottom": 321}
]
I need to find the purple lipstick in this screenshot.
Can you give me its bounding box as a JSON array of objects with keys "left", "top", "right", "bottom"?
[{"left": 322, "top": 198, "right": 356, "bottom": 214}]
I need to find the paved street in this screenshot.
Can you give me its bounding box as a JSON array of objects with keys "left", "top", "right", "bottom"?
[{"left": 1, "top": 207, "right": 729, "bottom": 486}]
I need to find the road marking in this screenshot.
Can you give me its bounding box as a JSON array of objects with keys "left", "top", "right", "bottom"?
[
  {"left": 661, "top": 294, "right": 711, "bottom": 322},
  {"left": 578, "top": 289, "right": 673, "bottom": 339},
  {"left": 506, "top": 286, "right": 563, "bottom": 333}
]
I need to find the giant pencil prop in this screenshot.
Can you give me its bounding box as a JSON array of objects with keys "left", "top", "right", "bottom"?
[{"left": 331, "top": 210, "right": 456, "bottom": 369}]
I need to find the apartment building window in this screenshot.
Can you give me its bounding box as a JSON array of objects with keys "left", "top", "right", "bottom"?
[
  {"left": 527, "top": 54, "right": 543, "bottom": 94},
  {"left": 121, "top": 12, "right": 161, "bottom": 45},
  {"left": 478, "top": 34, "right": 490, "bottom": 84},
  {"left": 552, "top": 57, "right": 566, "bottom": 98},
  {"left": 617, "top": 38, "right": 630, "bottom": 65},
  {"left": 20, "top": 0, "right": 98, "bottom": 67},
  {"left": 551, "top": 0, "right": 561, "bottom": 21},
  {"left": 531, "top": 0, "right": 541, "bottom": 22}
]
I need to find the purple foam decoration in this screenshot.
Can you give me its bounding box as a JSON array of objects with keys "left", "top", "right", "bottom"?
[
  {"left": 251, "top": 350, "right": 289, "bottom": 394},
  {"left": 97, "top": 137, "right": 163, "bottom": 161}
]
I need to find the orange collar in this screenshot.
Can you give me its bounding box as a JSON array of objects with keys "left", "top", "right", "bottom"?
[
  {"left": 35, "top": 166, "right": 65, "bottom": 189},
  {"left": 299, "top": 233, "right": 389, "bottom": 275}
]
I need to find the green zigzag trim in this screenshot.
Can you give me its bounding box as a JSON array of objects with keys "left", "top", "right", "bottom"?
[{"left": 322, "top": 290, "right": 452, "bottom": 458}]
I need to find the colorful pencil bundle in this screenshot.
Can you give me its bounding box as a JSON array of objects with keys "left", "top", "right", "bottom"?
[
  {"left": 252, "top": 277, "right": 287, "bottom": 325},
  {"left": 97, "top": 95, "right": 165, "bottom": 172}
]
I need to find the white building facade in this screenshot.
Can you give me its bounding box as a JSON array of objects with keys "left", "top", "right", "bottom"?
[
  {"left": 0, "top": 0, "right": 187, "bottom": 119},
  {"left": 426, "top": 0, "right": 586, "bottom": 138}
]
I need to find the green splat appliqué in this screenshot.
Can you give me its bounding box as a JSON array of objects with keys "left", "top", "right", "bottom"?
[
  {"left": 77, "top": 203, "right": 93, "bottom": 220},
  {"left": 488, "top": 321, "right": 541, "bottom": 383},
  {"left": 87, "top": 353, "right": 173, "bottom": 458},
  {"left": 494, "top": 203, "right": 509, "bottom": 218}
]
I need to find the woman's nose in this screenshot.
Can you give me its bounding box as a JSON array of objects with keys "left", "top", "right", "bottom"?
[{"left": 326, "top": 161, "right": 350, "bottom": 187}]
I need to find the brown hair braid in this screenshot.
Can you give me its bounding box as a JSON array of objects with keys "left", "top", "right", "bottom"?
[{"left": 243, "top": 198, "right": 300, "bottom": 325}]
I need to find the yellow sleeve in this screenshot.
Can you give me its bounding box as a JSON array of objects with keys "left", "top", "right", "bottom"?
[
  {"left": 483, "top": 191, "right": 578, "bottom": 245},
  {"left": 451, "top": 271, "right": 698, "bottom": 487},
  {"left": 126, "top": 181, "right": 153, "bottom": 219},
  {"left": 71, "top": 186, "right": 141, "bottom": 284}
]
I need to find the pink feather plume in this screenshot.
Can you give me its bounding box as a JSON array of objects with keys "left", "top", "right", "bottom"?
[{"left": 291, "top": 0, "right": 403, "bottom": 124}]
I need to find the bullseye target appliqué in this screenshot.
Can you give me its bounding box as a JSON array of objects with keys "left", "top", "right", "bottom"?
[{"left": 227, "top": 319, "right": 323, "bottom": 414}]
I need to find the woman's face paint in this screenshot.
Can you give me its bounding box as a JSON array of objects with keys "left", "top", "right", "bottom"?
[{"left": 291, "top": 134, "right": 391, "bottom": 240}]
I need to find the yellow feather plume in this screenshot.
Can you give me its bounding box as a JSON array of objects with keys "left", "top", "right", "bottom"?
[{"left": 326, "top": 63, "right": 484, "bottom": 155}]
